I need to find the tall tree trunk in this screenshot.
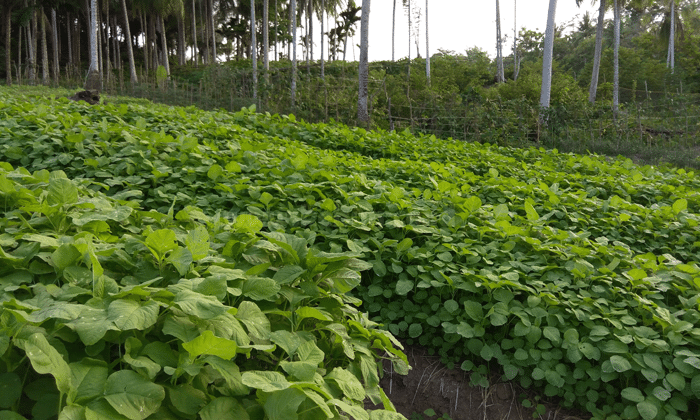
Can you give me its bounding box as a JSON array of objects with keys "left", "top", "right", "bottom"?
[
  {"left": 613, "top": 0, "right": 620, "bottom": 118},
  {"left": 358, "top": 0, "right": 370, "bottom": 124},
  {"left": 425, "top": 0, "right": 430, "bottom": 85},
  {"left": 4, "top": 4, "right": 12, "bottom": 85},
  {"left": 177, "top": 14, "right": 186, "bottom": 66},
  {"left": 41, "top": 6, "right": 48, "bottom": 85},
  {"left": 159, "top": 14, "right": 170, "bottom": 75},
  {"left": 291, "top": 0, "right": 297, "bottom": 106},
  {"left": 495, "top": 0, "right": 504, "bottom": 83},
  {"left": 588, "top": 0, "right": 605, "bottom": 102},
  {"left": 392, "top": 0, "right": 395, "bottom": 61},
  {"left": 103, "top": 0, "right": 111, "bottom": 86},
  {"left": 251, "top": 0, "right": 257, "bottom": 101},
  {"left": 539, "top": 0, "right": 556, "bottom": 110},
  {"left": 667, "top": 0, "right": 675, "bottom": 72},
  {"left": 67, "top": 11, "right": 73, "bottom": 76},
  {"left": 263, "top": 0, "right": 269, "bottom": 81},
  {"left": 208, "top": 0, "right": 216, "bottom": 63},
  {"left": 86, "top": 0, "right": 102, "bottom": 90},
  {"left": 288, "top": 1, "right": 292, "bottom": 60},
  {"left": 192, "top": 0, "right": 198, "bottom": 65},
  {"left": 121, "top": 0, "right": 137, "bottom": 84},
  {"left": 513, "top": 0, "right": 519, "bottom": 80},
  {"left": 28, "top": 1, "right": 36, "bottom": 84},
  {"left": 274, "top": 0, "right": 278, "bottom": 60},
  {"left": 149, "top": 14, "right": 157, "bottom": 70},
  {"left": 51, "top": 8, "right": 59, "bottom": 83},
  {"left": 308, "top": 0, "right": 313, "bottom": 62},
  {"left": 321, "top": 0, "right": 324, "bottom": 78}
]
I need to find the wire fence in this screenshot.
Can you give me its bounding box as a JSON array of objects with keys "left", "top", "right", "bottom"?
[{"left": 29, "top": 59, "right": 700, "bottom": 169}]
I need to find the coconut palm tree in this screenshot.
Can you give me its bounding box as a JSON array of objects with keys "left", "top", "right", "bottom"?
[
  {"left": 120, "top": 0, "right": 138, "bottom": 84},
  {"left": 588, "top": 0, "right": 605, "bottom": 102},
  {"left": 425, "top": 0, "right": 430, "bottom": 84},
  {"left": 86, "top": 0, "right": 102, "bottom": 90},
  {"left": 291, "top": 0, "right": 297, "bottom": 106},
  {"left": 392, "top": 0, "right": 396, "bottom": 61},
  {"left": 251, "top": 0, "right": 257, "bottom": 101},
  {"left": 357, "top": 0, "right": 370, "bottom": 124},
  {"left": 613, "top": 0, "right": 620, "bottom": 117},
  {"left": 539, "top": 0, "right": 557, "bottom": 109},
  {"left": 495, "top": 0, "right": 504, "bottom": 83}
]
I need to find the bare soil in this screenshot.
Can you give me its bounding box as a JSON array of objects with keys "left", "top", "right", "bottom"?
[{"left": 373, "top": 345, "right": 590, "bottom": 420}]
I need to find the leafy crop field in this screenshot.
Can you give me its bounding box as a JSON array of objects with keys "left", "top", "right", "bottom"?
[{"left": 1, "top": 86, "right": 700, "bottom": 420}]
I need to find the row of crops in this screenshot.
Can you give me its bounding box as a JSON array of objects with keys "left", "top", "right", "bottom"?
[{"left": 1, "top": 86, "right": 700, "bottom": 420}]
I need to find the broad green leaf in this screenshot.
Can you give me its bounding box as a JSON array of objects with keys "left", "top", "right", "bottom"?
[
  {"left": 68, "top": 359, "right": 108, "bottom": 405},
  {"left": 692, "top": 375, "right": 700, "bottom": 398},
  {"left": 463, "top": 301, "right": 483, "bottom": 322},
  {"left": 524, "top": 201, "right": 540, "bottom": 221},
  {"left": 263, "top": 388, "right": 306, "bottom": 420},
  {"left": 167, "top": 246, "right": 193, "bottom": 276},
  {"left": 241, "top": 371, "right": 291, "bottom": 392},
  {"left": 207, "top": 164, "right": 224, "bottom": 181},
  {"left": 327, "top": 368, "right": 365, "bottom": 401},
  {"left": 273, "top": 265, "right": 306, "bottom": 285},
  {"left": 185, "top": 226, "right": 210, "bottom": 261},
  {"left": 233, "top": 214, "right": 263, "bottom": 233},
  {"left": 672, "top": 198, "right": 688, "bottom": 215},
  {"left": 52, "top": 244, "right": 82, "bottom": 270},
  {"left": 370, "top": 411, "right": 407, "bottom": 420},
  {"left": 166, "top": 384, "right": 206, "bottom": 415},
  {"left": 173, "top": 289, "right": 227, "bottom": 319},
  {"left": 235, "top": 301, "right": 271, "bottom": 340},
  {"left": 242, "top": 277, "right": 281, "bottom": 300},
  {"left": 270, "top": 330, "right": 302, "bottom": 356},
  {"left": 67, "top": 307, "right": 115, "bottom": 346},
  {"left": 108, "top": 299, "right": 159, "bottom": 331},
  {"left": 296, "top": 306, "right": 332, "bottom": 321},
  {"left": 621, "top": 387, "right": 644, "bottom": 403},
  {"left": 145, "top": 229, "right": 178, "bottom": 260},
  {"left": 47, "top": 177, "right": 78, "bottom": 206},
  {"left": 601, "top": 340, "right": 629, "bottom": 354},
  {"left": 299, "top": 389, "right": 334, "bottom": 418},
  {"left": 183, "top": 330, "right": 238, "bottom": 360},
  {"left": 636, "top": 400, "right": 658, "bottom": 420},
  {"left": 203, "top": 356, "right": 249, "bottom": 396},
  {"left": 104, "top": 370, "right": 165, "bottom": 420},
  {"left": 297, "top": 341, "right": 325, "bottom": 365},
  {"left": 666, "top": 372, "right": 685, "bottom": 391},
  {"left": 408, "top": 323, "right": 422, "bottom": 338},
  {"left": 0, "top": 373, "right": 22, "bottom": 408},
  {"left": 58, "top": 405, "right": 86, "bottom": 420},
  {"left": 464, "top": 196, "right": 482, "bottom": 213},
  {"left": 326, "top": 268, "right": 361, "bottom": 294},
  {"left": 199, "top": 397, "right": 249, "bottom": 420},
  {"left": 16, "top": 333, "right": 71, "bottom": 394},
  {"left": 85, "top": 398, "right": 131, "bottom": 420},
  {"left": 280, "top": 361, "right": 317, "bottom": 381},
  {"left": 610, "top": 355, "right": 632, "bottom": 373},
  {"left": 329, "top": 399, "right": 369, "bottom": 420}
]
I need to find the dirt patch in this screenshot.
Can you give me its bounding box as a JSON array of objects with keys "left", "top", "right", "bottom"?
[
  {"left": 373, "top": 345, "right": 590, "bottom": 420},
  {"left": 68, "top": 90, "right": 101, "bottom": 105}
]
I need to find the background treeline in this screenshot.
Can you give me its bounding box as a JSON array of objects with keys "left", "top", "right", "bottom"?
[{"left": 2, "top": 0, "right": 700, "bottom": 168}]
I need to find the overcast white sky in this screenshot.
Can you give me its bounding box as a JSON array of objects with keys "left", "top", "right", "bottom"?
[{"left": 327, "top": 1, "right": 601, "bottom": 61}]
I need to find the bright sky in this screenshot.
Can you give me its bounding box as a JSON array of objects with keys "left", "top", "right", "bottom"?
[{"left": 327, "top": 1, "right": 600, "bottom": 61}]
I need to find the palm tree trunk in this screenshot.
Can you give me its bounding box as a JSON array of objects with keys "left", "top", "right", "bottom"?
[
  {"left": 177, "top": 14, "right": 186, "bottom": 66},
  {"left": 588, "top": 0, "right": 605, "bottom": 102},
  {"left": 309, "top": 0, "right": 313, "bottom": 62},
  {"left": 4, "top": 4, "right": 12, "bottom": 85},
  {"left": 425, "top": 0, "right": 430, "bottom": 85},
  {"left": 358, "top": 0, "right": 371, "bottom": 124},
  {"left": 539, "top": 0, "right": 556, "bottom": 110},
  {"left": 263, "top": 0, "right": 269, "bottom": 79},
  {"left": 291, "top": 0, "right": 297, "bottom": 106},
  {"left": 41, "top": 6, "right": 48, "bottom": 85},
  {"left": 51, "top": 8, "right": 59, "bottom": 83},
  {"left": 158, "top": 14, "right": 170, "bottom": 75},
  {"left": 121, "top": 0, "right": 137, "bottom": 84},
  {"left": 513, "top": 0, "right": 519, "bottom": 80},
  {"left": 191, "top": 0, "right": 198, "bottom": 65},
  {"left": 27, "top": 1, "right": 36, "bottom": 85},
  {"left": 613, "top": 0, "right": 620, "bottom": 118},
  {"left": 667, "top": 0, "right": 674, "bottom": 72},
  {"left": 103, "top": 0, "right": 111, "bottom": 86},
  {"left": 208, "top": 0, "right": 216, "bottom": 63},
  {"left": 495, "top": 0, "right": 504, "bottom": 83},
  {"left": 392, "top": 0, "right": 396, "bottom": 61},
  {"left": 251, "top": 0, "right": 257, "bottom": 102},
  {"left": 86, "top": 0, "right": 102, "bottom": 90},
  {"left": 321, "top": 0, "right": 325, "bottom": 78}
]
